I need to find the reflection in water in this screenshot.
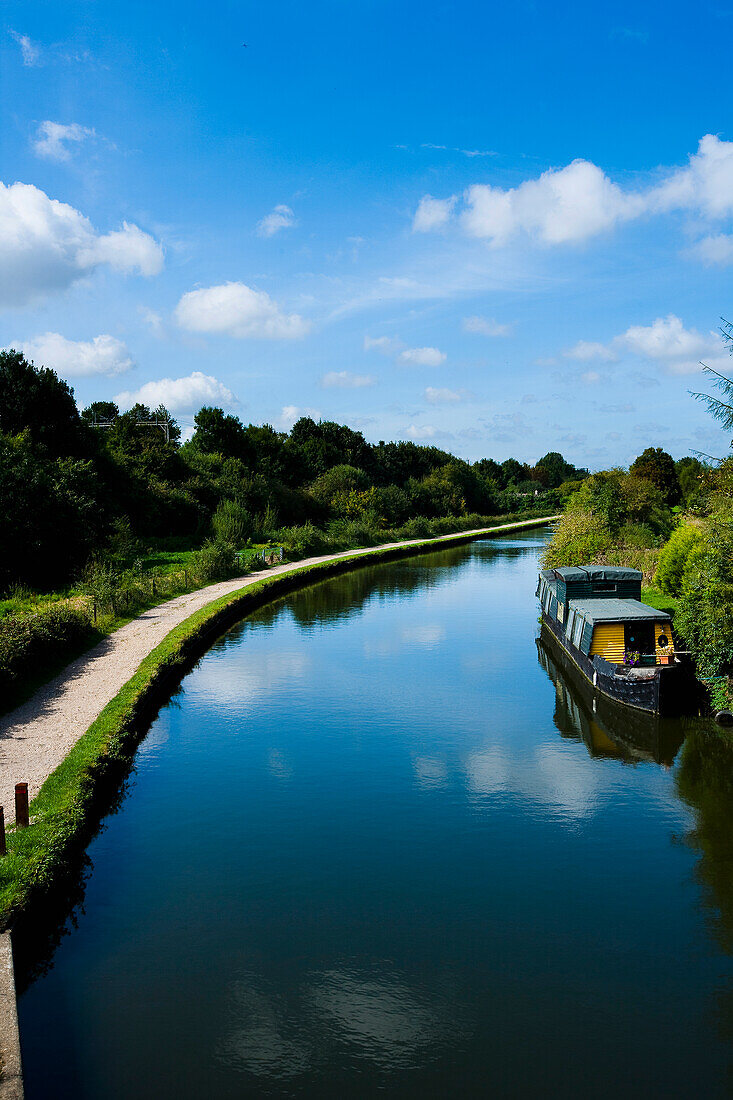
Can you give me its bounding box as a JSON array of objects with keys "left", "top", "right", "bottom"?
[
  {"left": 536, "top": 630, "right": 685, "bottom": 765},
  {"left": 677, "top": 730, "right": 733, "bottom": 954},
  {"left": 217, "top": 966, "right": 458, "bottom": 1083}
]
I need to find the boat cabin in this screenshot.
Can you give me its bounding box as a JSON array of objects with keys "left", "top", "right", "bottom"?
[{"left": 537, "top": 566, "right": 674, "bottom": 667}]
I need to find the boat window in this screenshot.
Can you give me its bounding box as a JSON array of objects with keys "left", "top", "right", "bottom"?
[{"left": 594, "top": 583, "right": 617, "bottom": 593}]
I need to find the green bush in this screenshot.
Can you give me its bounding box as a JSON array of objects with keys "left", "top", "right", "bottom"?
[
  {"left": 0, "top": 605, "right": 94, "bottom": 697},
  {"left": 676, "top": 520, "right": 733, "bottom": 681},
  {"left": 190, "top": 540, "right": 237, "bottom": 582},
  {"left": 541, "top": 511, "right": 614, "bottom": 568},
  {"left": 212, "top": 499, "right": 252, "bottom": 545},
  {"left": 655, "top": 523, "right": 703, "bottom": 596}
]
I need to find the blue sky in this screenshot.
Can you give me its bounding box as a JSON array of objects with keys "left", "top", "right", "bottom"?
[{"left": 2, "top": 0, "right": 733, "bottom": 467}]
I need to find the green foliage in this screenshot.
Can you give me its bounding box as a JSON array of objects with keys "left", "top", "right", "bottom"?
[
  {"left": 189, "top": 539, "right": 238, "bottom": 582},
  {"left": 0, "top": 349, "right": 90, "bottom": 457},
  {"left": 629, "top": 447, "right": 681, "bottom": 505},
  {"left": 676, "top": 457, "right": 708, "bottom": 507},
  {"left": 655, "top": 524, "right": 703, "bottom": 596},
  {"left": 211, "top": 499, "right": 252, "bottom": 545},
  {"left": 541, "top": 511, "right": 614, "bottom": 568},
  {"left": 0, "top": 605, "right": 95, "bottom": 700},
  {"left": 676, "top": 519, "right": 733, "bottom": 679}
]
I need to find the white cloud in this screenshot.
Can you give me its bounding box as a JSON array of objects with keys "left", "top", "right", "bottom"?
[
  {"left": 0, "top": 181, "right": 164, "bottom": 307},
  {"left": 620, "top": 314, "right": 715, "bottom": 363},
  {"left": 563, "top": 340, "right": 617, "bottom": 362},
  {"left": 649, "top": 134, "right": 733, "bottom": 219},
  {"left": 462, "top": 315, "right": 512, "bottom": 336},
  {"left": 461, "top": 159, "right": 641, "bottom": 245},
  {"left": 32, "top": 121, "right": 95, "bottom": 162},
  {"left": 412, "top": 194, "right": 456, "bottom": 232},
  {"left": 10, "top": 31, "right": 39, "bottom": 66},
  {"left": 17, "top": 332, "right": 133, "bottom": 377},
  {"left": 79, "top": 221, "right": 163, "bottom": 276},
  {"left": 414, "top": 135, "right": 733, "bottom": 250},
  {"left": 425, "top": 386, "right": 469, "bottom": 404},
  {"left": 256, "top": 204, "right": 296, "bottom": 238},
  {"left": 565, "top": 314, "right": 727, "bottom": 377},
  {"left": 175, "top": 282, "right": 310, "bottom": 340},
  {"left": 406, "top": 423, "right": 454, "bottom": 441},
  {"left": 364, "top": 334, "right": 402, "bottom": 355},
  {"left": 687, "top": 233, "right": 733, "bottom": 266},
  {"left": 399, "top": 346, "right": 446, "bottom": 367},
  {"left": 276, "top": 405, "right": 321, "bottom": 430},
  {"left": 116, "top": 371, "right": 237, "bottom": 413},
  {"left": 582, "top": 371, "right": 600, "bottom": 384},
  {"left": 320, "top": 370, "right": 375, "bottom": 388},
  {"left": 138, "top": 306, "right": 164, "bottom": 335}
]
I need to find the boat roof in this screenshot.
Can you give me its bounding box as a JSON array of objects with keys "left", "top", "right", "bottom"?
[
  {"left": 568, "top": 598, "right": 671, "bottom": 624},
  {"left": 552, "top": 566, "right": 643, "bottom": 582}
]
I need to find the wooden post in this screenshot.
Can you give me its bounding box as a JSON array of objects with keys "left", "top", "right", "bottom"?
[
  {"left": 0, "top": 807, "right": 5, "bottom": 856},
  {"left": 14, "top": 784, "right": 29, "bottom": 828}
]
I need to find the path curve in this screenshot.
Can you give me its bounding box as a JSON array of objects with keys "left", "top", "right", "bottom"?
[{"left": 0, "top": 519, "right": 556, "bottom": 822}]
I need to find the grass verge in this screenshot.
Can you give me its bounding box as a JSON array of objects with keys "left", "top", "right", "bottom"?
[{"left": 0, "top": 516, "right": 557, "bottom": 929}]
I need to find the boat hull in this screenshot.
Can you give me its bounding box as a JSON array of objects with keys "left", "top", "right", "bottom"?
[{"left": 540, "top": 612, "right": 699, "bottom": 716}]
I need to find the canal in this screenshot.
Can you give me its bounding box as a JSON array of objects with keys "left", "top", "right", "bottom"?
[{"left": 15, "top": 531, "right": 733, "bottom": 1097}]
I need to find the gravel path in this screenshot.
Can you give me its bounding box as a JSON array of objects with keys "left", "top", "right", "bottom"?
[{"left": 0, "top": 520, "right": 556, "bottom": 823}]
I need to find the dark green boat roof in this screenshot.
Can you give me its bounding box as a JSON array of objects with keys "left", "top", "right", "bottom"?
[
  {"left": 568, "top": 598, "right": 671, "bottom": 624},
  {"left": 553, "top": 566, "right": 643, "bottom": 583}
]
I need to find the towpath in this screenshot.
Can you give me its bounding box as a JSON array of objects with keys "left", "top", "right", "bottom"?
[{"left": 0, "top": 518, "right": 557, "bottom": 822}]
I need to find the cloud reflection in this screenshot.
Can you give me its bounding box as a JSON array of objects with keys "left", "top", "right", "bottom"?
[
  {"left": 463, "top": 742, "right": 604, "bottom": 821},
  {"left": 185, "top": 651, "right": 310, "bottom": 711},
  {"left": 217, "top": 966, "right": 458, "bottom": 1080},
  {"left": 309, "top": 969, "right": 441, "bottom": 1069}
]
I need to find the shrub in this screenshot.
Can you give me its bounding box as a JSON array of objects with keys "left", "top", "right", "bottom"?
[
  {"left": 676, "top": 520, "right": 733, "bottom": 680},
  {"left": 212, "top": 499, "right": 252, "bottom": 545},
  {"left": 617, "top": 523, "right": 658, "bottom": 549},
  {"left": 0, "top": 605, "right": 94, "bottom": 697},
  {"left": 655, "top": 524, "right": 703, "bottom": 596},
  {"left": 275, "top": 522, "right": 327, "bottom": 557},
  {"left": 541, "top": 511, "right": 614, "bottom": 568},
  {"left": 190, "top": 540, "right": 237, "bottom": 582}
]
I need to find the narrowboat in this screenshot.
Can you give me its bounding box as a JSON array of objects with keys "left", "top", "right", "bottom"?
[{"left": 536, "top": 565, "right": 698, "bottom": 716}]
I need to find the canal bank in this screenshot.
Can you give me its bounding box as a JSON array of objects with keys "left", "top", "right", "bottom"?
[
  {"left": 0, "top": 934, "right": 23, "bottom": 1099},
  {"left": 0, "top": 516, "right": 558, "bottom": 933}
]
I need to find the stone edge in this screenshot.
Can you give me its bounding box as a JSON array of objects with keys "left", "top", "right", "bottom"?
[{"left": 0, "top": 933, "right": 23, "bottom": 1100}]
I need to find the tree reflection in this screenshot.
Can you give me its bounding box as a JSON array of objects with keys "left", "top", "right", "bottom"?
[{"left": 677, "top": 729, "right": 733, "bottom": 954}]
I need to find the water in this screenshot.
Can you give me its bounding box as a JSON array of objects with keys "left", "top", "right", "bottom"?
[{"left": 15, "top": 532, "right": 733, "bottom": 1097}]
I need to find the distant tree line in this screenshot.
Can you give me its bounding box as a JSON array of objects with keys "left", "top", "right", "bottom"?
[{"left": 0, "top": 350, "right": 588, "bottom": 591}]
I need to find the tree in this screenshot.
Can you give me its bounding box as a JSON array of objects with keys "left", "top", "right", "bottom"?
[
  {"left": 82, "top": 401, "right": 119, "bottom": 424},
  {"left": 535, "top": 451, "right": 583, "bottom": 488},
  {"left": 676, "top": 456, "right": 707, "bottom": 505},
  {"left": 629, "top": 447, "right": 681, "bottom": 505},
  {"left": 690, "top": 320, "right": 733, "bottom": 449},
  {"left": 0, "top": 350, "right": 89, "bottom": 456},
  {"left": 190, "top": 406, "right": 249, "bottom": 459}
]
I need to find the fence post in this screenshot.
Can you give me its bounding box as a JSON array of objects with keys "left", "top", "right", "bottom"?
[{"left": 14, "top": 784, "right": 29, "bottom": 828}]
